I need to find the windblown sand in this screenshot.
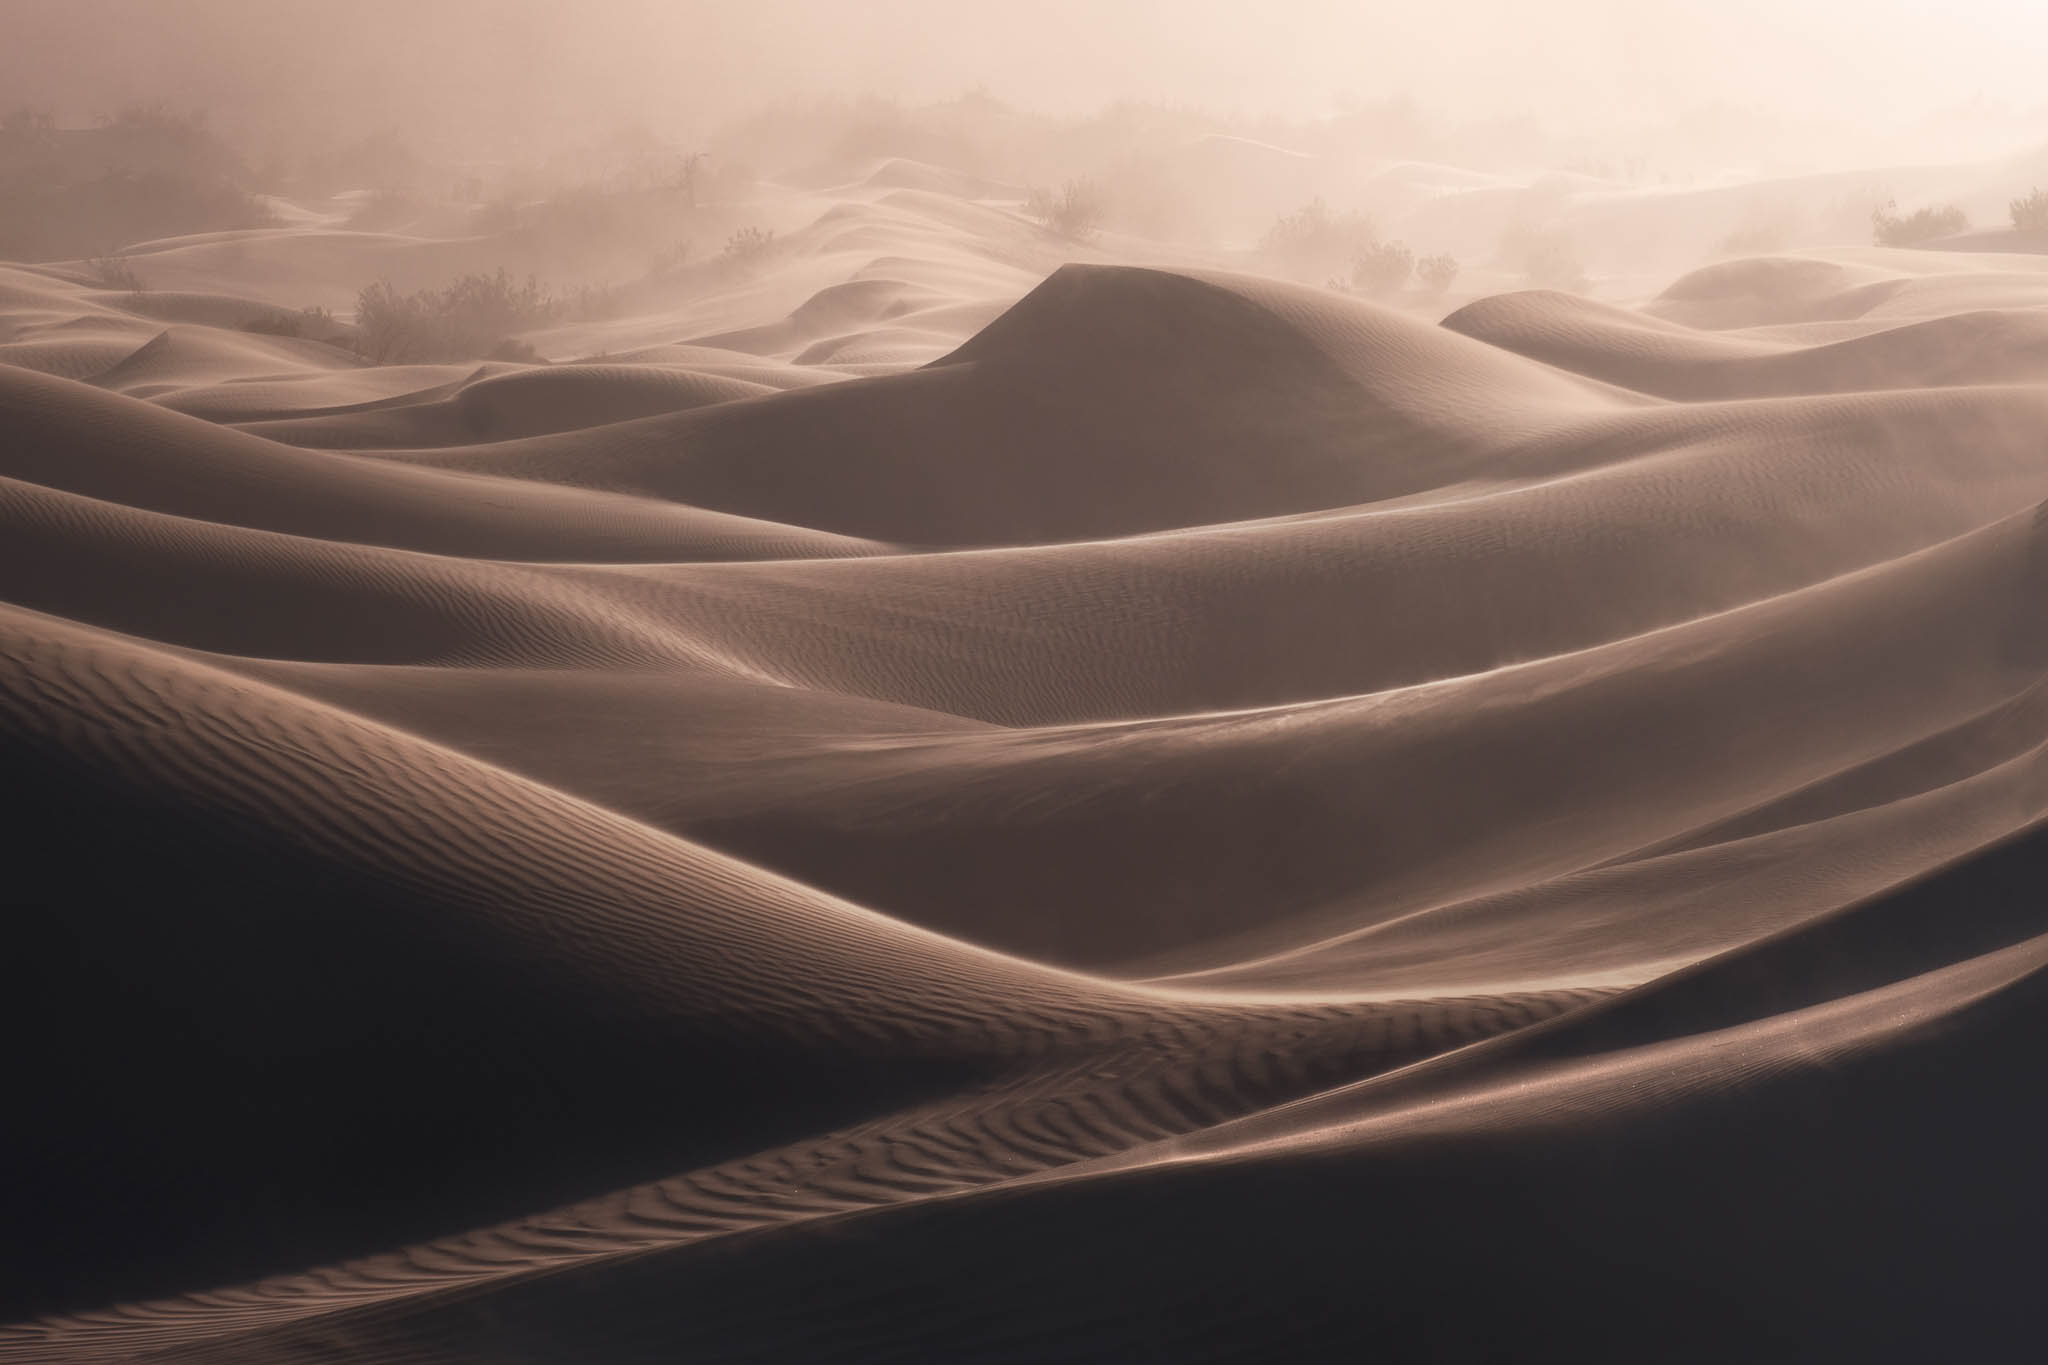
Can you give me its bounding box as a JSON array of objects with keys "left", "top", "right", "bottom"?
[{"left": 5, "top": 166, "right": 2047, "bottom": 1362}]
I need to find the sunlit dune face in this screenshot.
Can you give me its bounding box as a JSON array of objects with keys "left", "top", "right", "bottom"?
[{"left": 8, "top": 3, "right": 2048, "bottom": 1361}]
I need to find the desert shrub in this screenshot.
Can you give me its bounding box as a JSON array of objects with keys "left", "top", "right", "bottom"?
[
  {"left": 1025, "top": 180, "right": 1105, "bottom": 241},
  {"left": 353, "top": 281, "right": 428, "bottom": 362},
  {"left": 242, "top": 305, "right": 334, "bottom": 338},
  {"left": 83, "top": 253, "right": 143, "bottom": 291},
  {"left": 435, "top": 269, "right": 553, "bottom": 326},
  {"left": 354, "top": 269, "right": 557, "bottom": 363},
  {"left": 2011, "top": 187, "right": 2048, "bottom": 234},
  {"left": 1350, "top": 240, "right": 1415, "bottom": 295},
  {"left": 1259, "top": 199, "right": 1379, "bottom": 281},
  {"left": 721, "top": 225, "right": 779, "bottom": 273},
  {"left": 1504, "top": 229, "right": 1588, "bottom": 292},
  {"left": 1872, "top": 199, "right": 1967, "bottom": 246},
  {"left": 1418, "top": 253, "right": 1460, "bottom": 294},
  {"left": 561, "top": 281, "right": 627, "bottom": 321},
  {"left": 672, "top": 150, "right": 709, "bottom": 207}
]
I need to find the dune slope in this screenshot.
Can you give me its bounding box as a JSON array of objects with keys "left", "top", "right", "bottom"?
[{"left": 6, "top": 208, "right": 2048, "bottom": 1361}]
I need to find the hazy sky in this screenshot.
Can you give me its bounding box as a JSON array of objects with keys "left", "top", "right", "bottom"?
[{"left": 6, "top": 0, "right": 2044, "bottom": 157}]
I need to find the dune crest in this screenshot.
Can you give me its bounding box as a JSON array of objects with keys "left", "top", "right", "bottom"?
[{"left": 9, "top": 132, "right": 2048, "bottom": 1361}]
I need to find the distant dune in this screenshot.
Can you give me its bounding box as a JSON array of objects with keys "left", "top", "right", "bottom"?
[{"left": 6, "top": 156, "right": 2048, "bottom": 1363}]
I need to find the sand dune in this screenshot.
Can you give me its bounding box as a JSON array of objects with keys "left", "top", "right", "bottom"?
[{"left": 8, "top": 152, "right": 2048, "bottom": 1362}]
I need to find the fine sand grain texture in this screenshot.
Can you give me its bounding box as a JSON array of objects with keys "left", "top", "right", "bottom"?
[{"left": 7, "top": 146, "right": 2048, "bottom": 1364}]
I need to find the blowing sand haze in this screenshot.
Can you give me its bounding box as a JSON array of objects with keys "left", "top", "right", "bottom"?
[{"left": 4, "top": 1, "right": 2048, "bottom": 1360}]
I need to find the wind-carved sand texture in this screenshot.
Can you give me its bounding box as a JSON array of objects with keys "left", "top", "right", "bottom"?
[{"left": 6, "top": 173, "right": 2048, "bottom": 1362}]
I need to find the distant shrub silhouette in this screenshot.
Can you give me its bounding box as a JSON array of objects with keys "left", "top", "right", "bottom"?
[
  {"left": 2011, "top": 188, "right": 2048, "bottom": 234},
  {"left": 1260, "top": 198, "right": 1378, "bottom": 280},
  {"left": 561, "top": 281, "right": 627, "bottom": 321},
  {"left": 1871, "top": 199, "right": 1967, "bottom": 246},
  {"left": 1501, "top": 228, "right": 1588, "bottom": 292},
  {"left": 672, "top": 150, "right": 709, "bottom": 208},
  {"left": 0, "top": 103, "right": 268, "bottom": 260},
  {"left": 1350, "top": 240, "right": 1414, "bottom": 296},
  {"left": 242, "top": 305, "right": 334, "bottom": 339},
  {"left": 1025, "top": 180, "right": 1105, "bottom": 241},
  {"left": 83, "top": 253, "right": 143, "bottom": 291},
  {"left": 1417, "top": 253, "right": 1460, "bottom": 294},
  {"left": 721, "top": 225, "right": 779, "bottom": 273},
  {"left": 354, "top": 269, "right": 557, "bottom": 363}
]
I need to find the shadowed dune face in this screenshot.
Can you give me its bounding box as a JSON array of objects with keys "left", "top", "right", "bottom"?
[{"left": 10, "top": 141, "right": 2048, "bottom": 1364}]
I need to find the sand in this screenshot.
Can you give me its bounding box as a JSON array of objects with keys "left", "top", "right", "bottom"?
[{"left": 5, "top": 155, "right": 2048, "bottom": 1363}]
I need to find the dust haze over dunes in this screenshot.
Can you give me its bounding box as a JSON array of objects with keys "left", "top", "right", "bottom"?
[{"left": 8, "top": 3, "right": 2048, "bottom": 1361}]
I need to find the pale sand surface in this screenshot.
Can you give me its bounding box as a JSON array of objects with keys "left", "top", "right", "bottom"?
[{"left": 6, "top": 149, "right": 2048, "bottom": 1362}]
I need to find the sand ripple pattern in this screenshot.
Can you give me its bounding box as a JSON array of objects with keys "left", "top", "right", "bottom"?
[{"left": 6, "top": 246, "right": 2048, "bottom": 1361}]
